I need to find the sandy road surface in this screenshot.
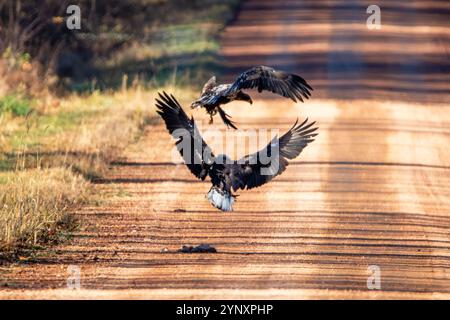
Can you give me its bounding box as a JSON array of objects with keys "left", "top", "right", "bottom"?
[{"left": 1, "top": 0, "right": 449, "bottom": 299}]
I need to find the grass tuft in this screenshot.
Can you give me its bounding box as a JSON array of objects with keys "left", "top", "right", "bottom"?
[
  {"left": 0, "top": 87, "right": 160, "bottom": 257},
  {"left": 0, "top": 168, "right": 88, "bottom": 254},
  {"left": 0, "top": 95, "right": 32, "bottom": 117}
]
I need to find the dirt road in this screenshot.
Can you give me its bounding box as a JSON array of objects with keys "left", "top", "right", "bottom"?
[{"left": 1, "top": 0, "right": 449, "bottom": 299}]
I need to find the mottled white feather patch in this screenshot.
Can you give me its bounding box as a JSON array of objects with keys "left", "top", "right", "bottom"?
[{"left": 206, "top": 187, "right": 235, "bottom": 212}]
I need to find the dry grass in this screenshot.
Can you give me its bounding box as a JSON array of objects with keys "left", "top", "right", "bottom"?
[
  {"left": 0, "top": 0, "right": 238, "bottom": 259},
  {"left": 0, "top": 85, "right": 196, "bottom": 256},
  {"left": 1, "top": 86, "right": 160, "bottom": 177},
  {"left": 0, "top": 167, "right": 87, "bottom": 252},
  {"left": 40, "top": 89, "right": 155, "bottom": 178}
]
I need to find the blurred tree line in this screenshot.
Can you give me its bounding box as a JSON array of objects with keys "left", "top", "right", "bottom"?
[{"left": 0, "top": 0, "right": 240, "bottom": 94}]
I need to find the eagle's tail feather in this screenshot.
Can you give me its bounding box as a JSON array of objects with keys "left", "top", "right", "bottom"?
[{"left": 206, "top": 186, "right": 235, "bottom": 212}]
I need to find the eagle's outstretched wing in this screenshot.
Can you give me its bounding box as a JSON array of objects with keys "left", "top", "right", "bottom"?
[
  {"left": 227, "top": 65, "right": 313, "bottom": 102},
  {"left": 233, "top": 118, "right": 318, "bottom": 191},
  {"left": 156, "top": 91, "right": 214, "bottom": 180}
]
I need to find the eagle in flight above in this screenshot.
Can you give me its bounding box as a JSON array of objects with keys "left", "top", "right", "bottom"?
[
  {"left": 191, "top": 65, "right": 313, "bottom": 130},
  {"left": 157, "top": 92, "right": 318, "bottom": 212}
]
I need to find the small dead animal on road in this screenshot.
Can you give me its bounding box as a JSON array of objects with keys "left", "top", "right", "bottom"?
[
  {"left": 156, "top": 91, "right": 318, "bottom": 212},
  {"left": 190, "top": 65, "right": 313, "bottom": 129},
  {"left": 178, "top": 244, "right": 217, "bottom": 253}
]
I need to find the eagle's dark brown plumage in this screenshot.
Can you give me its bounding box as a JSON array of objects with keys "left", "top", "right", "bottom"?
[
  {"left": 191, "top": 65, "right": 313, "bottom": 129},
  {"left": 157, "top": 91, "right": 318, "bottom": 212}
]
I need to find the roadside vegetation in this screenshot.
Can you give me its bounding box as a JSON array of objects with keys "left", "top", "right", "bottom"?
[{"left": 0, "top": 0, "right": 239, "bottom": 259}]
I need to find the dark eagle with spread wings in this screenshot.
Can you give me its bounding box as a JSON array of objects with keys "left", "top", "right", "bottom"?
[
  {"left": 191, "top": 65, "right": 313, "bottom": 130},
  {"left": 157, "top": 91, "right": 318, "bottom": 212}
]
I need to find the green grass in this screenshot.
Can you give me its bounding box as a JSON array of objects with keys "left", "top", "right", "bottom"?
[
  {"left": 0, "top": 95, "right": 32, "bottom": 117},
  {"left": 3, "top": 92, "right": 117, "bottom": 152},
  {"left": 7, "top": 109, "right": 102, "bottom": 151},
  {"left": 0, "top": 156, "right": 14, "bottom": 172},
  {"left": 0, "top": 174, "right": 7, "bottom": 184}
]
